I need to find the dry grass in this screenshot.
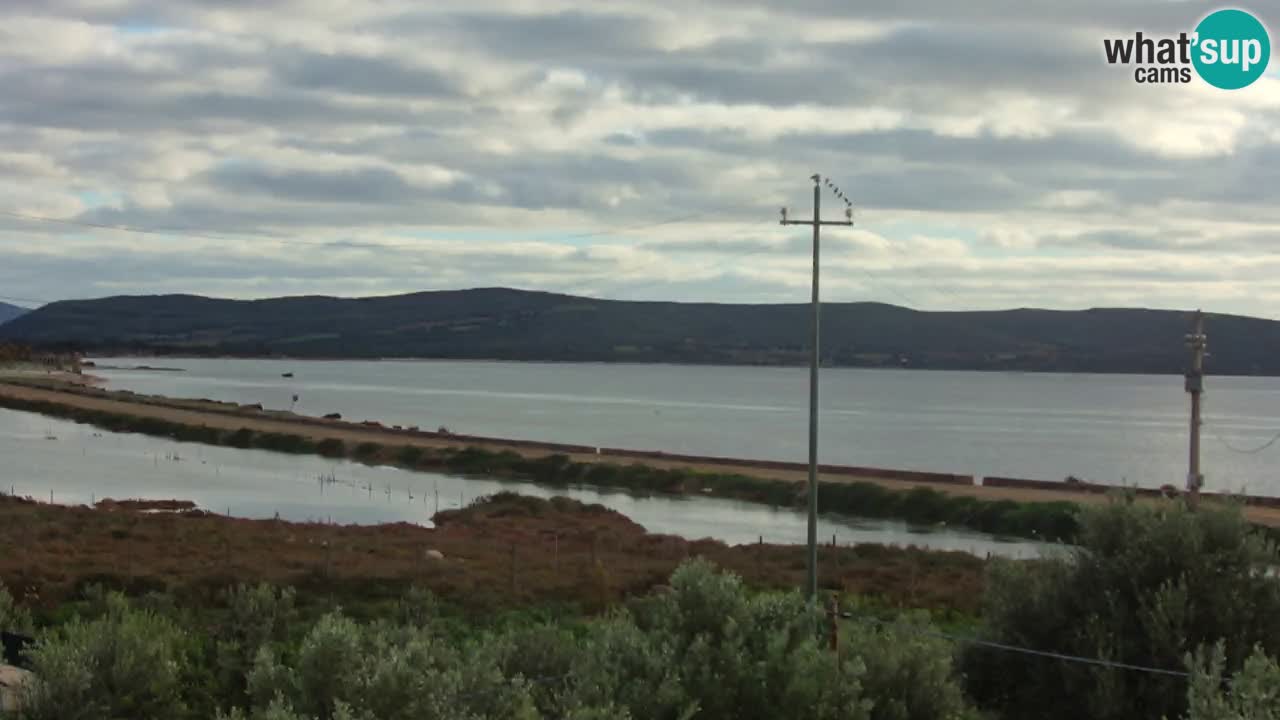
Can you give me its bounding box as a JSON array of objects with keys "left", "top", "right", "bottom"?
[{"left": 0, "top": 493, "right": 986, "bottom": 617}]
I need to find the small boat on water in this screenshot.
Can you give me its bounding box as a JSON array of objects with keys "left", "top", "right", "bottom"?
[{"left": 281, "top": 372, "right": 294, "bottom": 378}]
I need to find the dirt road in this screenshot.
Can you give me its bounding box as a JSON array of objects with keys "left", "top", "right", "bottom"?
[{"left": 3, "top": 378, "right": 1276, "bottom": 525}]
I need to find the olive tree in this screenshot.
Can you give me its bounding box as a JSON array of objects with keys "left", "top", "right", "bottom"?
[
  {"left": 0, "top": 581, "right": 32, "bottom": 635},
  {"left": 1183, "top": 644, "right": 1280, "bottom": 720},
  {"left": 21, "top": 592, "right": 186, "bottom": 720},
  {"left": 966, "top": 499, "right": 1280, "bottom": 720}
]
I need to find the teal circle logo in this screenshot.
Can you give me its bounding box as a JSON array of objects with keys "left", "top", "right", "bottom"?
[{"left": 1192, "top": 9, "right": 1271, "bottom": 90}]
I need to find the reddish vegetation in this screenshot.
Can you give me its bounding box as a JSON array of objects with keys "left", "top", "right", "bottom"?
[{"left": 0, "top": 493, "right": 985, "bottom": 615}]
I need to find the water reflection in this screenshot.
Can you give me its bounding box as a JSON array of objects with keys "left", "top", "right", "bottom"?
[{"left": 1, "top": 408, "right": 1047, "bottom": 558}]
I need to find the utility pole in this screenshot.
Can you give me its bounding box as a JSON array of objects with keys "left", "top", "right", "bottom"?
[
  {"left": 781, "top": 174, "right": 853, "bottom": 600},
  {"left": 1185, "top": 310, "right": 1207, "bottom": 506}
]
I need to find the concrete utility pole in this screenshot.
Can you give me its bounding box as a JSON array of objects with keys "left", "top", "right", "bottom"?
[
  {"left": 1185, "top": 310, "right": 1207, "bottom": 506},
  {"left": 781, "top": 174, "right": 853, "bottom": 600}
]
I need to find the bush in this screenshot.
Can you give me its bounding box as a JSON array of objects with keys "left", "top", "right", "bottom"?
[
  {"left": 395, "top": 446, "right": 424, "bottom": 467},
  {"left": 352, "top": 442, "right": 382, "bottom": 459},
  {"left": 0, "top": 580, "right": 34, "bottom": 635},
  {"left": 316, "top": 438, "right": 345, "bottom": 458},
  {"left": 215, "top": 584, "right": 298, "bottom": 708},
  {"left": 1185, "top": 643, "right": 1280, "bottom": 720},
  {"left": 172, "top": 424, "right": 223, "bottom": 445},
  {"left": 226, "top": 428, "right": 256, "bottom": 449},
  {"left": 964, "top": 499, "right": 1280, "bottom": 720},
  {"left": 246, "top": 612, "right": 537, "bottom": 720},
  {"left": 22, "top": 592, "right": 187, "bottom": 720},
  {"left": 254, "top": 433, "right": 315, "bottom": 455},
  {"left": 845, "top": 614, "right": 973, "bottom": 720},
  {"left": 219, "top": 561, "right": 974, "bottom": 720}
]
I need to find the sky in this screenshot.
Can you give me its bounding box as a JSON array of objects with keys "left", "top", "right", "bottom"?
[{"left": 1, "top": 0, "right": 1278, "bottom": 316}]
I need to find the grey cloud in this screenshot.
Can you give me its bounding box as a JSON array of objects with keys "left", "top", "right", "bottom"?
[
  {"left": 0, "top": 65, "right": 428, "bottom": 133},
  {"left": 641, "top": 234, "right": 872, "bottom": 255},
  {"left": 1041, "top": 230, "right": 1280, "bottom": 254},
  {"left": 1, "top": 0, "right": 1279, "bottom": 315},
  {"left": 205, "top": 164, "right": 421, "bottom": 205},
  {"left": 616, "top": 28, "right": 1105, "bottom": 109},
  {"left": 272, "top": 50, "right": 459, "bottom": 98},
  {"left": 402, "top": 9, "right": 663, "bottom": 63},
  {"left": 711, "top": 0, "right": 1232, "bottom": 32}
]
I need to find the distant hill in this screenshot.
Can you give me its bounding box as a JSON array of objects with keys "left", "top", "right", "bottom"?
[
  {"left": 1, "top": 287, "right": 1275, "bottom": 374},
  {"left": 0, "top": 301, "right": 28, "bottom": 326}
]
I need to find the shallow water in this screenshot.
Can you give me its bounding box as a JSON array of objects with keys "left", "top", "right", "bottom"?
[
  {"left": 1, "top": 407, "right": 1046, "bottom": 558},
  {"left": 91, "top": 357, "right": 1280, "bottom": 496}
]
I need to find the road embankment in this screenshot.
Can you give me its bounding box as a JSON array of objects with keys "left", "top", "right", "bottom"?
[{"left": 2, "top": 377, "right": 1276, "bottom": 534}]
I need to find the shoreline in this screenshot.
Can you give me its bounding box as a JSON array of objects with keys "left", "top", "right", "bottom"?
[
  {"left": 0, "top": 375, "right": 1093, "bottom": 502},
  {"left": 85, "top": 353, "right": 1237, "bottom": 378},
  {"left": 3, "top": 376, "right": 1279, "bottom": 533}
]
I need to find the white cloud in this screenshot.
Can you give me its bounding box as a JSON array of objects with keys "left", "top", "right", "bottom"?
[{"left": 0, "top": 0, "right": 1276, "bottom": 319}]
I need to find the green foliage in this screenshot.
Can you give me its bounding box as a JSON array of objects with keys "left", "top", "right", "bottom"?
[
  {"left": 395, "top": 446, "right": 424, "bottom": 467},
  {"left": 965, "top": 499, "right": 1280, "bottom": 720},
  {"left": 215, "top": 584, "right": 299, "bottom": 709},
  {"left": 22, "top": 592, "right": 187, "bottom": 720},
  {"left": 622, "top": 559, "right": 871, "bottom": 720},
  {"left": 173, "top": 423, "right": 224, "bottom": 444},
  {"left": 246, "top": 612, "right": 539, "bottom": 720},
  {"left": 0, "top": 580, "right": 34, "bottom": 634},
  {"left": 254, "top": 433, "right": 316, "bottom": 454},
  {"left": 1184, "top": 643, "right": 1280, "bottom": 720},
  {"left": 316, "top": 438, "right": 345, "bottom": 458},
  {"left": 845, "top": 614, "right": 973, "bottom": 720},
  {"left": 226, "top": 428, "right": 256, "bottom": 449},
  {"left": 6, "top": 288, "right": 1277, "bottom": 374}
]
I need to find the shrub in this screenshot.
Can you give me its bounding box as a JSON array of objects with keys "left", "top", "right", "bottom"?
[
  {"left": 173, "top": 424, "right": 223, "bottom": 445},
  {"left": 316, "top": 438, "right": 345, "bottom": 458},
  {"left": 254, "top": 433, "right": 315, "bottom": 455},
  {"left": 845, "top": 613, "right": 973, "bottom": 720},
  {"left": 246, "top": 612, "right": 537, "bottom": 720},
  {"left": 964, "top": 499, "right": 1280, "bottom": 720},
  {"left": 582, "top": 463, "right": 622, "bottom": 485},
  {"left": 215, "top": 584, "right": 298, "bottom": 707},
  {"left": 226, "top": 428, "right": 256, "bottom": 449},
  {"left": 1185, "top": 643, "right": 1280, "bottom": 720},
  {"left": 395, "top": 446, "right": 424, "bottom": 467},
  {"left": 352, "top": 442, "right": 382, "bottom": 459},
  {"left": 22, "top": 592, "right": 187, "bottom": 720},
  {"left": 0, "top": 580, "right": 34, "bottom": 635}
]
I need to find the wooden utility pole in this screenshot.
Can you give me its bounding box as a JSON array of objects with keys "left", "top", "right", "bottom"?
[
  {"left": 780, "top": 174, "right": 853, "bottom": 601},
  {"left": 1185, "top": 310, "right": 1207, "bottom": 506}
]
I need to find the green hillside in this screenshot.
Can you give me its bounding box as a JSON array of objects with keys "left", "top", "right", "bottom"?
[
  {"left": 2, "top": 287, "right": 1272, "bottom": 374},
  {"left": 0, "top": 301, "right": 28, "bottom": 326}
]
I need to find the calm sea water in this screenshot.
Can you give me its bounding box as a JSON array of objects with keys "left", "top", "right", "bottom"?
[
  {"left": 0, "top": 406, "right": 1041, "bottom": 557},
  {"left": 91, "top": 358, "right": 1280, "bottom": 496}
]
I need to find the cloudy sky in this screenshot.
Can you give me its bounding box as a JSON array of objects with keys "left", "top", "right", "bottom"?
[{"left": 1, "top": 0, "right": 1278, "bottom": 316}]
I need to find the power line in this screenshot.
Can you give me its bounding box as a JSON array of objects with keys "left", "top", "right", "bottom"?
[
  {"left": 1207, "top": 423, "right": 1280, "bottom": 455},
  {"left": 851, "top": 614, "right": 1190, "bottom": 679},
  {"left": 0, "top": 208, "right": 726, "bottom": 250},
  {"left": 0, "top": 210, "right": 263, "bottom": 245},
  {"left": 556, "top": 212, "right": 713, "bottom": 241}
]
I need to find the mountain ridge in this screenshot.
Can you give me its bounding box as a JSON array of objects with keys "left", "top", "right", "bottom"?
[
  {"left": 0, "top": 301, "right": 28, "bottom": 326},
  {"left": 1, "top": 287, "right": 1273, "bottom": 375}
]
